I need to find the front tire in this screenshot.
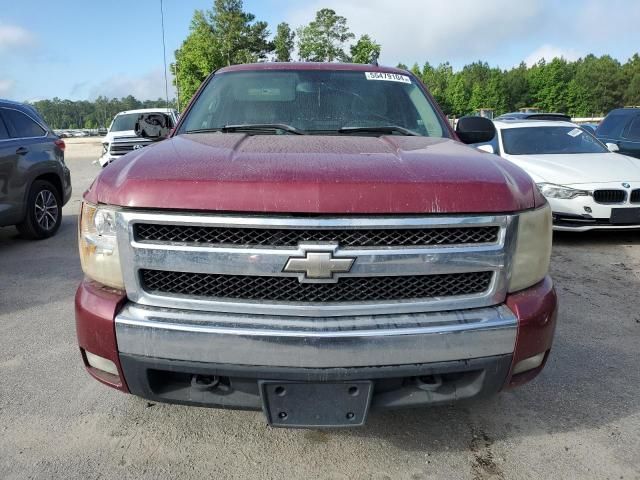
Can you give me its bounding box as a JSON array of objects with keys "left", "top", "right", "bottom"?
[{"left": 17, "top": 180, "right": 62, "bottom": 240}]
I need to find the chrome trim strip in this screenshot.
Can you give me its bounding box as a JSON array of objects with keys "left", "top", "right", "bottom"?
[
  {"left": 118, "top": 211, "right": 509, "bottom": 230},
  {"left": 115, "top": 303, "right": 518, "bottom": 368},
  {"left": 116, "top": 212, "right": 515, "bottom": 317}
]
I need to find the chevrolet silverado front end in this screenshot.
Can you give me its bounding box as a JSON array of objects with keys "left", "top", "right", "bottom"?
[{"left": 76, "top": 63, "right": 557, "bottom": 428}]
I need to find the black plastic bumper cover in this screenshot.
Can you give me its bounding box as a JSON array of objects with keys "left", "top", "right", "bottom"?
[{"left": 119, "top": 354, "right": 512, "bottom": 411}]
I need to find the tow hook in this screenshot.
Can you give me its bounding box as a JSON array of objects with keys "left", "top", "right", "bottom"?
[
  {"left": 415, "top": 375, "right": 443, "bottom": 391},
  {"left": 191, "top": 374, "right": 230, "bottom": 392}
]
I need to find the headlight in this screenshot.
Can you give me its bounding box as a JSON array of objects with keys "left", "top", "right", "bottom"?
[
  {"left": 102, "top": 143, "right": 109, "bottom": 155},
  {"left": 78, "top": 203, "right": 124, "bottom": 289},
  {"left": 537, "top": 183, "right": 589, "bottom": 200},
  {"left": 509, "top": 204, "right": 552, "bottom": 293}
]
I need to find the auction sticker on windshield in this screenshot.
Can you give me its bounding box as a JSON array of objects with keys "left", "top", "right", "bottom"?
[{"left": 365, "top": 72, "right": 412, "bottom": 84}]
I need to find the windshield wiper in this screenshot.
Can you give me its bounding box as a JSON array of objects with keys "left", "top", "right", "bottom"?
[
  {"left": 222, "top": 124, "right": 305, "bottom": 135},
  {"left": 185, "top": 124, "right": 305, "bottom": 135},
  {"left": 338, "top": 126, "right": 420, "bottom": 136}
]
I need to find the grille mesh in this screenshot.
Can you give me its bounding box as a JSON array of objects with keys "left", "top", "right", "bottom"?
[
  {"left": 631, "top": 189, "right": 640, "bottom": 204},
  {"left": 593, "top": 190, "right": 626, "bottom": 204},
  {"left": 140, "top": 269, "right": 493, "bottom": 303},
  {"left": 134, "top": 224, "right": 500, "bottom": 247}
]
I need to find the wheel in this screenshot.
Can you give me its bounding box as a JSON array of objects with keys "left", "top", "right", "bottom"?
[{"left": 16, "top": 180, "right": 62, "bottom": 239}]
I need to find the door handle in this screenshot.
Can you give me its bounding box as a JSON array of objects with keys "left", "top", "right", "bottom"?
[{"left": 16, "top": 146, "right": 29, "bottom": 156}]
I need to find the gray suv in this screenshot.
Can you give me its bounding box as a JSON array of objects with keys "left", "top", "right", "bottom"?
[{"left": 0, "top": 100, "right": 71, "bottom": 239}]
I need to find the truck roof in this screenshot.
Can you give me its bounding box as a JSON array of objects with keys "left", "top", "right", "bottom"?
[
  {"left": 115, "top": 108, "right": 176, "bottom": 116},
  {"left": 217, "top": 62, "right": 409, "bottom": 75}
]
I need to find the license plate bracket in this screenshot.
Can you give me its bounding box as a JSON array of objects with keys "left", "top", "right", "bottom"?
[
  {"left": 610, "top": 207, "right": 640, "bottom": 224},
  {"left": 260, "top": 381, "right": 373, "bottom": 428}
]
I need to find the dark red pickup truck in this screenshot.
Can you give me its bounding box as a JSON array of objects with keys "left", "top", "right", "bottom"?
[{"left": 76, "top": 63, "right": 557, "bottom": 427}]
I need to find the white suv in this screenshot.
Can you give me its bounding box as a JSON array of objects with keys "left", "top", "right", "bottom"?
[{"left": 99, "top": 108, "right": 178, "bottom": 167}]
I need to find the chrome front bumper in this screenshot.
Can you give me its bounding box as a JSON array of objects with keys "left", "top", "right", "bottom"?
[{"left": 115, "top": 303, "right": 517, "bottom": 368}]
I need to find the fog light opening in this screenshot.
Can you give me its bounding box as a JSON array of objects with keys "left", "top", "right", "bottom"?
[
  {"left": 512, "top": 352, "right": 546, "bottom": 375},
  {"left": 85, "top": 350, "right": 119, "bottom": 377}
]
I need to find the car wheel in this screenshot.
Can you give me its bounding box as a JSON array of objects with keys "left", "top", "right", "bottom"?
[{"left": 16, "top": 180, "right": 62, "bottom": 240}]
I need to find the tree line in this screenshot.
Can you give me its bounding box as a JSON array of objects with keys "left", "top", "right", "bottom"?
[
  {"left": 29, "top": 96, "right": 176, "bottom": 130},
  {"left": 403, "top": 54, "right": 640, "bottom": 118},
  {"left": 31, "top": 1, "right": 640, "bottom": 128}
]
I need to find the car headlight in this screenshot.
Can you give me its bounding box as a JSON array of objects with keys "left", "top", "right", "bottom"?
[
  {"left": 102, "top": 143, "right": 109, "bottom": 155},
  {"left": 537, "top": 183, "right": 589, "bottom": 200},
  {"left": 78, "top": 203, "right": 124, "bottom": 289},
  {"left": 509, "top": 204, "right": 552, "bottom": 293}
]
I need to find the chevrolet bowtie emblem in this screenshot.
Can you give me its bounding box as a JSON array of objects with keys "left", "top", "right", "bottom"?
[{"left": 283, "top": 249, "right": 355, "bottom": 282}]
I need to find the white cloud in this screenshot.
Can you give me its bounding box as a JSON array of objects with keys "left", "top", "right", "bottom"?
[
  {"left": 286, "top": 0, "right": 544, "bottom": 65},
  {"left": 0, "top": 79, "right": 14, "bottom": 97},
  {"left": 524, "top": 44, "right": 582, "bottom": 67},
  {"left": 86, "top": 68, "right": 177, "bottom": 100},
  {"left": 0, "top": 23, "right": 35, "bottom": 52}
]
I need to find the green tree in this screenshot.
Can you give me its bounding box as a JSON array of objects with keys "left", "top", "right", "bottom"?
[
  {"left": 349, "top": 35, "right": 380, "bottom": 64},
  {"left": 528, "top": 57, "right": 575, "bottom": 113},
  {"left": 625, "top": 73, "right": 640, "bottom": 106},
  {"left": 273, "top": 22, "right": 295, "bottom": 62},
  {"left": 296, "top": 9, "right": 354, "bottom": 62},
  {"left": 445, "top": 75, "right": 469, "bottom": 117},
  {"left": 173, "top": 1, "right": 272, "bottom": 101},
  {"left": 420, "top": 62, "right": 453, "bottom": 113},
  {"left": 567, "top": 55, "right": 623, "bottom": 116},
  {"left": 503, "top": 62, "right": 531, "bottom": 111}
]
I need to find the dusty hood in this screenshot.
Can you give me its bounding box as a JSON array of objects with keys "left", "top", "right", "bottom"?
[
  {"left": 86, "top": 134, "right": 538, "bottom": 214},
  {"left": 504, "top": 152, "right": 640, "bottom": 185}
]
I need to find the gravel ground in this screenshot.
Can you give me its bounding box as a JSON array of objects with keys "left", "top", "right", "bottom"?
[{"left": 1, "top": 138, "right": 639, "bottom": 480}]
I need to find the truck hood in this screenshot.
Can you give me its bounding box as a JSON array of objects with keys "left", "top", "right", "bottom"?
[
  {"left": 503, "top": 152, "right": 640, "bottom": 185},
  {"left": 87, "top": 134, "right": 537, "bottom": 214},
  {"left": 101, "top": 130, "right": 137, "bottom": 143}
]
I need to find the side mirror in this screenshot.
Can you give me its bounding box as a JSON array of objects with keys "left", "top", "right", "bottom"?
[
  {"left": 606, "top": 142, "right": 620, "bottom": 153},
  {"left": 134, "top": 113, "right": 172, "bottom": 140},
  {"left": 456, "top": 116, "right": 496, "bottom": 144},
  {"left": 476, "top": 144, "right": 495, "bottom": 154}
]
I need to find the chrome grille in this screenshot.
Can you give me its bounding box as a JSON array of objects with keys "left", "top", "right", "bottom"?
[
  {"left": 110, "top": 139, "right": 152, "bottom": 156},
  {"left": 134, "top": 224, "right": 500, "bottom": 247},
  {"left": 593, "top": 189, "right": 626, "bottom": 204},
  {"left": 117, "top": 212, "right": 514, "bottom": 317},
  {"left": 631, "top": 189, "right": 640, "bottom": 203},
  {"left": 141, "top": 270, "right": 493, "bottom": 303}
]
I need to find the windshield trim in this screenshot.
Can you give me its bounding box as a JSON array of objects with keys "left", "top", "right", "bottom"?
[{"left": 175, "top": 69, "right": 453, "bottom": 139}]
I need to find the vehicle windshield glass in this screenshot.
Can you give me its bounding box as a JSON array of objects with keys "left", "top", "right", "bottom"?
[
  {"left": 110, "top": 113, "right": 140, "bottom": 132},
  {"left": 179, "top": 70, "right": 447, "bottom": 137},
  {"left": 596, "top": 112, "right": 633, "bottom": 138},
  {"left": 501, "top": 126, "right": 608, "bottom": 155}
]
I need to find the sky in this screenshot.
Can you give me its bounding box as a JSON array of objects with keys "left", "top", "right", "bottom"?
[{"left": 1, "top": 0, "right": 639, "bottom": 102}]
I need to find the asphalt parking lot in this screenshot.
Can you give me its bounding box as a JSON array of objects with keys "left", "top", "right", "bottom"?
[{"left": 1, "top": 139, "right": 639, "bottom": 480}]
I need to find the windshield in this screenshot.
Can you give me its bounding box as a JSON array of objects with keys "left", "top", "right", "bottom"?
[
  {"left": 501, "top": 126, "right": 609, "bottom": 155},
  {"left": 110, "top": 112, "right": 174, "bottom": 133},
  {"left": 110, "top": 113, "right": 140, "bottom": 132},
  {"left": 596, "top": 112, "right": 635, "bottom": 138},
  {"left": 179, "top": 70, "right": 448, "bottom": 137}
]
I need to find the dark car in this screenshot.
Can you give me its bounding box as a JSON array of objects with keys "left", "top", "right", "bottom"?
[
  {"left": 0, "top": 100, "right": 72, "bottom": 239},
  {"left": 596, "top": 108, "right": 640, "bottom": 159}
]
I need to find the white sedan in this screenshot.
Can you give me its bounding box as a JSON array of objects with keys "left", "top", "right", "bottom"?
[{"left": 479, "top": 120, "right": 640, "bottom": 231}]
